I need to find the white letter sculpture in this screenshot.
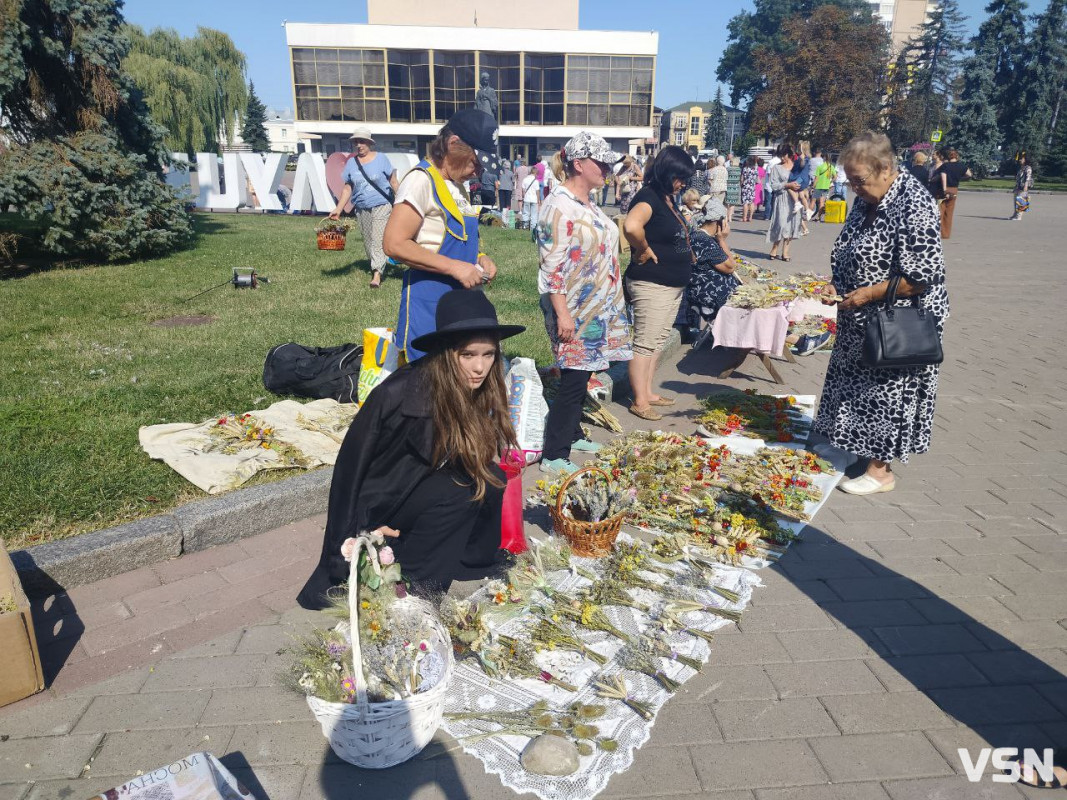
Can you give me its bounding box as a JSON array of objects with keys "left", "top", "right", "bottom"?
[
  {"left": 289, "top": 152, "right": 335, "bottom": 213},
  {"left": 240, "top": 153, "right": 287, "bottom": 211}
]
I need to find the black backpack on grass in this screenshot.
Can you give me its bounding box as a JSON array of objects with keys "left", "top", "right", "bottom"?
[{"left": 262, "top": 342, "right": 363, "bottom": 404}]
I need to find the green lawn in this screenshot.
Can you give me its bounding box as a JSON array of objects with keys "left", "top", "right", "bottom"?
[
  {"left": 0, "top": 213, "right": 549, "bottom": 547},
  {"left": 963, "top": 177, "right": 1067, "bottom": 191}
]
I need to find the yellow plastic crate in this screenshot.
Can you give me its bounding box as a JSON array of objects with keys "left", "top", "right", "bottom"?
[{"left": 824, "top": 199, "right": 847, "bottom": 224}]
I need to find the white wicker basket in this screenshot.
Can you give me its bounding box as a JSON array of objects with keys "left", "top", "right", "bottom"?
[{"left": 306, "top": 536, "right": 454, "bottom": 769}]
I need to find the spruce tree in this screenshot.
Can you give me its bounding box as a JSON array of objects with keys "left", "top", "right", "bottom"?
[
  {"left": 975, "top": 0, "right": 1030, "bottom": 142},
  {"left": 705, "top": 87, "right": 729, "bottom": 153},
  {"left": 949, "top": 45, "right": 1001, "bottom": 177},
  {"left": 1007, "top": 0, "right": 1067, "bottom": 166},
  {"left": 0, "top": 0, "right": 192, "bottom": 262},
  {"left": 241, "top": 81, "right": 270, "bottom": 152},
  {"left": 903, "top": 0, "right": 969, "bottom": 141}
]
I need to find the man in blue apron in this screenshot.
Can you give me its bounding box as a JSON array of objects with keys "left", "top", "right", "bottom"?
[{"left": 384, "top": 109, "right": 501, "bottom": 361}]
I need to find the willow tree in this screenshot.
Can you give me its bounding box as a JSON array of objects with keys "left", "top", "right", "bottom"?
[{"left": 123, "top": 25, "right": 247, "bottom": 153}]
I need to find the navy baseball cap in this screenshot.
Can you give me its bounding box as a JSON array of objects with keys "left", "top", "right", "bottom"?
[{"left": 447, "top": 109, "right": 500, "bottom": 174}]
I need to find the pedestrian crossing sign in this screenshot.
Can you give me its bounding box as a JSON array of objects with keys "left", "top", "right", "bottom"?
[{"left": 930, "top": 130, "right": 943, "bottom": 142}]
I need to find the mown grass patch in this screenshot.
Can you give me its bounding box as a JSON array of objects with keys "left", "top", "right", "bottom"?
[{"left": 0, "top": 213, "right": 548, "bottom": 546}]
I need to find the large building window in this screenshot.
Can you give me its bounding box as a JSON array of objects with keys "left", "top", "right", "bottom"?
[
  {"left": 479, "top": 52, "right": 520, "bottom": 124},
  {"left": 433, "top": 50, "right": 475, "bottom": 123},
  {"left": 690, "top": 116, "right": 701, "bottom": 136},
  {"left": 565, "top": 55, "right": 653, "bottom": 127},
  {"left": 293, "top": 47, "right": 386, "bottom": 122},
  {"left": 388, "top": 49, "right": 432, "bottom": 123},
  {"left": 524, "top": 53, "right": 565, "bottom": 125}
]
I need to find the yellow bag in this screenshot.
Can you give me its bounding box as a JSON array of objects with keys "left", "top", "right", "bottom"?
[
  {"left": 824, "top": 199, "right": 847, "bottom": 224},
  {"left": 357, "top": 327, "right": 405, "bottom": 404}
]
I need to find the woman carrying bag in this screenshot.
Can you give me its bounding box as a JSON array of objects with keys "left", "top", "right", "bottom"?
[
  {"left": 383, "top": 109, "right": 501, "bottom": 361},
  {"left": 814, "top": 131, "right": 949, "bottom": 496},
  {"left": 297, "top": 290, "right": 525, "bottom": 607},
  {"left": 329, "top": 127, "right": 398, "bottom": 289}
]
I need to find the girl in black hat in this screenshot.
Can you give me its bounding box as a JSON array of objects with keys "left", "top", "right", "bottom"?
[{"left": 297, "top": 290, "right": 525, "bottom": 608}]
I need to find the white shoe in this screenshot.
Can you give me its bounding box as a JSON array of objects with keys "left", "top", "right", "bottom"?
[{"left": 839, "top": 474, "right": 896, "bottom": 495}]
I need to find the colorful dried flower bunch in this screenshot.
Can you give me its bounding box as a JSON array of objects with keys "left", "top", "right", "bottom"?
[
  {"left": 315, "top": 218, "right": 354, "bottom": 234},
  {"left": 789, "top": 316, "right": 837, "bottom": 339},
  {"left": 725, "top": 268, "right": 844, "bottom": 309},
  {"left": 697, "top": 389, "right": 804, "bottom": 442},
  {"left": 207, "top": 412, "right": 309, "bottom": 467},
  {"left": 507, "top": 539, "right": 572, "bottom": 603},
  {"left": 286, "top": 534, "right": 439, "bottom": 704},
  {"left": 481, "top": 634, "right": 578, "bottom": 692}
]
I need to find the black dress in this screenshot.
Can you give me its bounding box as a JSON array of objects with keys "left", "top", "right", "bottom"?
[
  {"left": 813, "top": 171, "right": 950, "bottom": 463},
  {"left": 685, "top": 229, "right": 740, "bottom": 328},
  {"left": 297, "top": 360, "right": 505, "bottom": 608}
]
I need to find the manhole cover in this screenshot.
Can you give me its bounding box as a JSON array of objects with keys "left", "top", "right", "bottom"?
[{"left": 151, "top": 315, "right": 217, "bottom": 327}]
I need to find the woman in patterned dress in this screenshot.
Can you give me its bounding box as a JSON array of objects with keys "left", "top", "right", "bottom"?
[
  {"left": 814, "top": 131, "right": 949, "bottom": 495},
  {"left": 740, "top": 156, "right": 759, "bottom": 222},
  {"left": 725, "top": 157, "right": 742, "bottom": 224},
  {"left": 684, "top": 199, "right": 740, "bottom": 347},
  {"left": 537, "top": 132, "right": 633, "bottom": 474}
]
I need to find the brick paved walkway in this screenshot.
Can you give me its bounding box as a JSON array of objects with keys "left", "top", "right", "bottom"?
[{"left": 3, "top": 191, "right": 1066, "bottom": 800}]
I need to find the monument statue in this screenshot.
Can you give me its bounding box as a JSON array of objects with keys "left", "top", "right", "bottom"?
[{"left": 474, "top": 72, "right": 498, "bottom": 119}]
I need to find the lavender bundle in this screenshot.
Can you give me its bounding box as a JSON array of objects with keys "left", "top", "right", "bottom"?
[{"left": 616, "top": 641, "right": 681, "bottom": 693}]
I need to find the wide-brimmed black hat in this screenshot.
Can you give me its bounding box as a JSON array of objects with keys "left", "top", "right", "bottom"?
[{"left": 410, "top": 289, "right": 525, "bottom": 353}]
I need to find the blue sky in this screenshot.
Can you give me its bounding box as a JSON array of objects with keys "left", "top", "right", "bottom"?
[{"left": 123, "top": 0, "right": 1049, "bottom": 114}]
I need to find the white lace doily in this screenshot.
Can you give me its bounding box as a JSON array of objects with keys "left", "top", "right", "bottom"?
[{"left": 441, "top": 535, "right": 762, "bottom": 800}]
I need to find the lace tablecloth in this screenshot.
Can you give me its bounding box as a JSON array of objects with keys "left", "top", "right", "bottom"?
[{"left": 441, "top": 540, "right": 762, "bottom": 800}]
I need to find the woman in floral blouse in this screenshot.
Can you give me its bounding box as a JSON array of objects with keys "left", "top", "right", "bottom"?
[{"left": 537, "top": 132, "right": 633, "bottom": 475}]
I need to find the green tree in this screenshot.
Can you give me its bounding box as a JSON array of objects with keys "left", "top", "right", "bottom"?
[
  {"left": 123, "top": 25, "right": 247, "bottom": 153},
  {"left": 975, "top": 0, "right": 1030, "bottom": 143},
  {"left": 749, "top": 5, "right": 888, "bottom": 150},
  {"left": 1006, "top": 0, "right": 1067, "bottom": 166},
  {"left": 902, "top": 0, "right": 969, "bottom": 142},
  {"left": 0, "top": 0, "right": 162, "bottom": 160},
  {"left": 704, "top": 87, "right": 728, "bottom": 152},
  {"left": 0, "top": 0, "right": 192, "bottom": 262},
  {"left": 949, "top": 46, "right": 1001, "bottom": 177},
  {"left": 241, "top": 81, "right": 270, "bottom": 152},
  {"left": 716, "top": 0, "right": 874, "bottom": 106}
]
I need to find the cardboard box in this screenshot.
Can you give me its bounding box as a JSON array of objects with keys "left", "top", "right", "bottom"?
[{"left": 0, "top": 541, "right": 45, "bottom": 707}]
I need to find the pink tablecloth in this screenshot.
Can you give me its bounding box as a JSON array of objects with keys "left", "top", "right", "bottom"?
[
  {"left": 786, "top": 297, "right": 839, "bottom": 323},
  {"left": 712, "top": 305, "right": 791, "bottom": 354}
]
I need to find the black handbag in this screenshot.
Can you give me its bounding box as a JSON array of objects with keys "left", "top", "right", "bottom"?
[{"left": 861, "top": 273, "right": 943, "bottom": 369}]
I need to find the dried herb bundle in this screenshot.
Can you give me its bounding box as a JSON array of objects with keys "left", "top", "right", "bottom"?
[
  {"left": 447, "top": 699, "right": 618, "bottom": 755},
  {"left": 529, "top": 617, "right": 608, "bottom": 665},
  {"left": 483, "top": 635, "right": 578, "bottom": 692},
  {"left": 544, "top": 595, "right": 633, "bottom": 645},
  {"left": 593, "top": 674, "right": 654, "bottom": 721},
  {"left": 617, "top": 641, "right": 681, "bottom": 693}
]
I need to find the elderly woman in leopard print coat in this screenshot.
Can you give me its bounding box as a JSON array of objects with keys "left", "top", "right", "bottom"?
[{"left": 813, "top": 131, "right": 949, "bottom": 496}]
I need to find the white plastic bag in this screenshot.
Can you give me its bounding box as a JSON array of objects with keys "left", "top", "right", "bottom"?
[{"left": 505, "top": 357, "right": 548, "bottom": 465}]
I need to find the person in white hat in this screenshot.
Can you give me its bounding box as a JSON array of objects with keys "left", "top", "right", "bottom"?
[
  {"left": 536, "top": 132, "right": 631, "bottom": 475},
  {"left": 329, "top": 126, "right": 398, "bottom": 288}
]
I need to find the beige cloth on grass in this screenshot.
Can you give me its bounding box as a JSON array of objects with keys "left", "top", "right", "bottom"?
[{"left": 139, "top": 398, "right": 357, "bottom": 494}]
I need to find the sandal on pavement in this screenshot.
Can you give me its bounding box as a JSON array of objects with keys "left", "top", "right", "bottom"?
[
  {"left": 629, "top": 404, "right": 662, "bottom": 421},
  {"left": 1008, "top": 758, "right": 1067, "bottom": 789},
  {"left": 649, "top": 396, "right": 676, "bottom": 407},
  {"left": 839, "top": 474, "right": 895, "bottom": 495}
]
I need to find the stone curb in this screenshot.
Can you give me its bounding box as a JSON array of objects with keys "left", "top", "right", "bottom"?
[{"left": 11, "top": 330, "right": 681, "bottom": 596}]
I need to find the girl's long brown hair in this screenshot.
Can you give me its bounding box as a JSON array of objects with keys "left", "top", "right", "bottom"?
[{"left": 424, "top": 335, "right": 518, "bottom": 501}]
